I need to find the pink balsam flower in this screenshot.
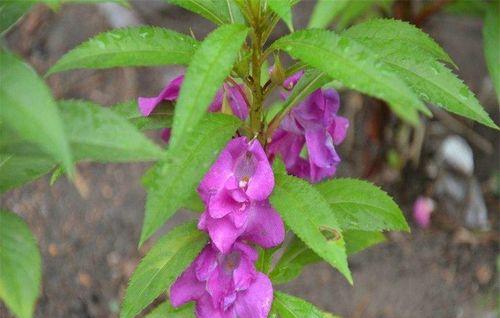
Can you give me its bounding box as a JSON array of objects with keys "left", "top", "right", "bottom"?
[
  {"left": 170, "top": 242, "right": 273, "bottom": 318},
  {"left": 413, "top": 196, "right": 435, "bottom": 229},
  {"left": 198, "top": 137, "right": 284, "bottom": 253},
  {"left": 269, "top": 79, "right": 349, "bottom": 183}
]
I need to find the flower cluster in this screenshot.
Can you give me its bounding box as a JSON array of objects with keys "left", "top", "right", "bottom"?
[
  {"left": 139, "top": 71, "right": 348, "bottom": 317},
  {"left": 269, "top": 72, "right": 349, "bottom": 183},
  {"left": 170, "top": 136, "right": 284, "bottom": 317}
]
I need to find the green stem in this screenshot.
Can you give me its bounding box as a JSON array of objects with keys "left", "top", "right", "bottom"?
[{"left": 249, "top": 2, "right": 265, "bottom": 142}]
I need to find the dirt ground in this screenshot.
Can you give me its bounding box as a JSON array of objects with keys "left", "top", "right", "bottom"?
[{"left": 1, "top": 1, "right": 498, "bottom": 318}]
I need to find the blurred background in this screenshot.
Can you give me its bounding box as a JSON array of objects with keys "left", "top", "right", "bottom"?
[{"left": 0, "top": 1, "right": 498, "bottom": 317}]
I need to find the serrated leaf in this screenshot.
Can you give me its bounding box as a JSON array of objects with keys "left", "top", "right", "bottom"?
[
  {"left": 167, "top": 0, "right": 244, "bottom": 25},
  {"left": 47, "top": 27, "right": 198, "bottom": 75},
  {"left": 0, "top": 1, "right": 33, "bottom": 35},
  {"left": 343, "top": 20, "right": 497, "bottom": 129},
  {"left": 145, "top": 302, "right": 195, "bottom": 318},
  {"left": 0, "top": 50, "right": 73, "bottom": 176},
  {"left": 308, "top": 0, "right": 350, "bottom": 29},
  {"left": 139, "top": 113, "right": 240, "bottom": 245},
  {"left": 58, "top": 100, "right": 163, "bottom": 162},
  {"left": 272, "top": 292, "right": 337, "bottom": 318},
  {"left": 270, "top": 160, "right": 352, "bottom": 284},
  {"left": 268, "top": 0, "right": 294, "bottom": 32},
  {"left": 121, "top": 222, "right": 206, "bottom": 318},
  {"left": 483, "top": 5, "right": 500, "bottom": 100},
  {"left": 316, "top": 178, "right": 408, "bottom": 232},
  {"left": 273, "top": 29, "right": 429, "bottom": 126},
  {"left": 0, "top": 211, "right": 42, "bottom": 318},
  {"left": 169, "top": 24, "right": 247, "bottom": 148},
  {"left": 270, "top": 231, "right": 384, "bottom": 285},
  {"left": 343, "top": 18, "right": 455, "bottom": 66},
  {"left": 112, "top": 100, "right": 173, "bottom": 131},
  {"left": 0, "top": 155, "right": 55, "bottom": 193}
]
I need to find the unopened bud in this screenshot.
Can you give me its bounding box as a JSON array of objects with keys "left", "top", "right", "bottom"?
[{"left": 270, "top": 54, "right": 286, "bottom": 86}]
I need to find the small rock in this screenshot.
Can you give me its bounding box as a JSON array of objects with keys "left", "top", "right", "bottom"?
[
  {"left": 439, "top": 135, "right": 474, "bottom": 176},
  {"left": 475, "top": 264, "right": 492, "bottom": 285},
  {"left": 48, "top": 243, "right": 58, "bottom": 257},
  {"left": 435, "top": 173, "right": 467, "bottom": 202},
  {"left": 78, "top": 272, "right": 92, "bottom": 288},
  {"left": 464, "top": 179, "right": 489, "bottom": 230}
]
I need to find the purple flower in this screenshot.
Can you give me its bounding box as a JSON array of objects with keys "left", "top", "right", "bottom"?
[
  {"left": 198, "top": 137, "right": 284, "bottom": 253},
  {"left": 138, "top": 74, "right": 184, "bottom": 116},
  {"left": 413, "top": 196, "right": 435, "bottom": 229},
  {"left": 269, "top": 85, "right": 349, "bottom": 183},
  {"left": 170, "top": 242, "right": 273, "bottom": 318},
  {"left": 138, "top": 74, "right": 248, "bottom": 120},
  {"left": 209, "top": 85, "right": 249, "bottom": 120}
]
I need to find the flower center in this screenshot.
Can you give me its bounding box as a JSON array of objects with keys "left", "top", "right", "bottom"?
[{"left": 222, "top": 251, "right": 241, "bottom": 274}]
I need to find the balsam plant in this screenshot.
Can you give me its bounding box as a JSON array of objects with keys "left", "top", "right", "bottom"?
[{"left": 0, "top": 0, "right": 498, "bottom": 318}]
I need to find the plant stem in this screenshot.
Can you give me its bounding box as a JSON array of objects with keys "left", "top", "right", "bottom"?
[{"left": 249, "top": 2, "right": 264, "bottom": 141}]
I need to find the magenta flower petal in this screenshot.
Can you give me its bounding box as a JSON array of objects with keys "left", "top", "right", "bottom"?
[
  {"left": 233, "top": 273, "right": 273, "bottom": 318},
  {"left": 209, "top": 186, "right": 244, "bottom": 219},
  {"left": 196, "top": 294, "right": 230, "bottom": 318},
  {"left": 138, "top": 74, "right": 183, "bottom": 116},
  {"left": 329, "top": 115, "right": 349, "bottom": 145},
  {"left": 282, "top": 71, "right": 304, "bottom": 91},
  {"left": 210, "top": 85, "right": 249, "bottom": 120},
  {"left": 200, "top": 213, "right": 243, "bottom": 254},
  {"left": 160, "top": 128, "right": 171, "bottom": 142},
  {"left": 170, "top": 263, "right": 206, "bottom": 307},
  {"left": 244, "top": 140, "right": 274, "bottom": 201},
  {"left": 194, "top": 245, "right": 218, "bottom": 282},
  {"left": 198, "top": 151, "right": 235, "bottom": 204},
  {"left": 305, "top": 129, "right": 340, "bottom": 169},
  {"left": 242, "top": 201, "right": 285, "bottom": 248},
  {"left": 413, "top": 196, "right": 435, "bottom": 229}
]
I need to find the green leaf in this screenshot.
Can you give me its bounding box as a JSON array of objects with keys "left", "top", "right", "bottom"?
[
  {"left": 0, "top": 155, "right": 55, "bottom": 193},
  {"left": 47, "top": 27, "right": 198, "bottom": 75},
  {"left": 273, "top": 29, "right": 429, "bottom": 126},
  {"left": 308, "top": 0, "right": 350, "bottom": 29},
  {"left": 0, "top": 211, "right": 42, "bottom": 318},
  {"left": 316, "top": 178, "right": 409, "bottom": 232},
  {"left": 444, "top": 0, "right": 487, "bottom": 17},
  {"left": 167, "top": 0, "right": 244, "bottom": 25},
  {"left": 58, "top": 100, "right": 163, "bottom": 162},
  {"left": 270, "top": 160, "right": 352, "bottom": 284},
  {"left": 139, "top": 113, "right": 240, "bottom": 246},
  {"left": 483, "top": 5, "right": 500, "bottom": 100},
  {"left": 121, "top": 222, "right": 206, "bottom": 318},
  {"left": 272, "top": 291, "right": 337, "bottom": 318},
  {"left": 344, "top": 19, "right": 498, "bottom": 129},
  {"left": 335, "top": 0, "right": 377, "bottom": 31},
  {"left": 169, "top": 24, "right": 247, "bottom": 148},
  {"left": 0, "top": 50, "right": 74, "bottom": 176},
  {"left": 145, "top": 302, "right": 195, "bottom": 318},
  {"left": 343, "top": 230, "right": 385, "bottom": 254},
  {"left": 270, "top": 231, "right": 384, "bottom": 284},
  {"left": 268, "top": 0, "right": 294, "bottom": 32},
  {"left": 0, "top": 1, "right": 33, "bottom": 35},
  {"left": 343, "top": 18, "right": 455, "bottom": 66},
  {"left": 112, "top": 100, "right": 173, "bottom": 131}
]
